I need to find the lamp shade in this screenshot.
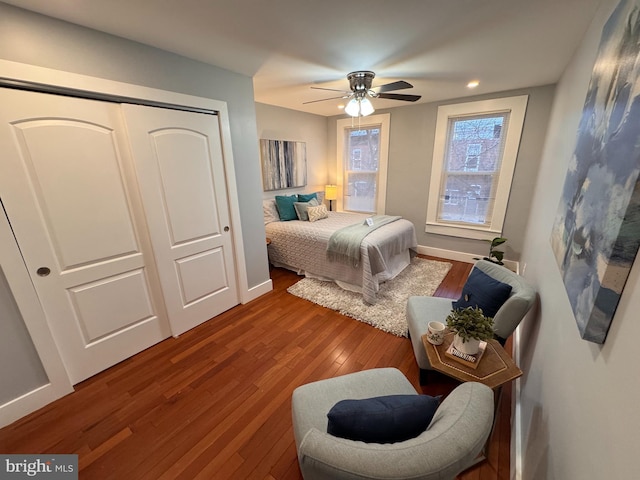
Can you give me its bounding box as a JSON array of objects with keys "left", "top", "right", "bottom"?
[
  {"left": 344, "top": 98, "right": 360, "bottom": 117},
  {"left": 359, "top": 97, "right": 375, "bottom": 116},
  {"left": 324, "top": 184, "right": 338, "bottom": 200}
]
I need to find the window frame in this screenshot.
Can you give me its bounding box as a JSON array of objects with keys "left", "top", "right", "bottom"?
[
  {"left": 337, "top": 114, "right": 390, "bottom": 213},
  {"left": 426, "top": 95, "right": 528, "bottom": 240}
]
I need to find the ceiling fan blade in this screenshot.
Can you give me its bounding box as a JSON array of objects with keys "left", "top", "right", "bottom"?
[
  {"left": 310, "top": 86, "right": 350, "bottom": 93},
  {"left": 303, "top": 95, "right": 348, "bottom": 104},
  {"left": 377, "top": 93, "right": 422, "bottom": 102},
  {"left": 374, "top": 80, "right": 414, "bottom": 93}
]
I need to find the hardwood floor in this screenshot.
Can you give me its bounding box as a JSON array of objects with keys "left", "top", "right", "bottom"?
[{"left": 0, "top": 256, "right": 513, "bottom": 479}]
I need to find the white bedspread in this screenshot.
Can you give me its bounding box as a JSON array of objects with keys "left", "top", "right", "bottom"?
[{"left": 266, "top": 212, "right": 417, "bottom": 303}]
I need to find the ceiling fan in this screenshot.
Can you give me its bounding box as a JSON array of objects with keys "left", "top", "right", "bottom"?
[{"left": 304, "top": 71, "right": 421, "bottom": 117}]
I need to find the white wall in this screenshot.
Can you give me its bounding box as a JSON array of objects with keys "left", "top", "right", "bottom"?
[
  {"left": 255, "top": 102, "right": 329, "bottom": 198},
  {"left": 518, "top": 0, "right": 640, "bottom": 478}
]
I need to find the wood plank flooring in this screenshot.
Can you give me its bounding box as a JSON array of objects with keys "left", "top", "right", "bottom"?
[{"left": 0, "top": 256, "right": 513, "bottom": 479}]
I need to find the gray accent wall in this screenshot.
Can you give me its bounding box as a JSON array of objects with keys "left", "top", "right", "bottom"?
[
  {"left": 518, "top": 0, "right": 640, "bottom": 478},
  {"left": 0, "top": 2, "right": 269, "bottom": 290},
  {"left": 327, "top": 85, "right": 555, "bottom": 262}
]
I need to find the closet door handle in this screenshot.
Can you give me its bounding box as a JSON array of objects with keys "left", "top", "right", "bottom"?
[
  {"left": 36, "top": 267, "right": 51, "bottom": 277},
  {"left": 224, "top": 226, "right": 230, "bottom": 232}
]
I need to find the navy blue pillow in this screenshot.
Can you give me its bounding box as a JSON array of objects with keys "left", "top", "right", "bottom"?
[
  {"left": 275, "top": 195, "right": 299, "bottom": 221},
  {"left": 452, "top": 268, "right": 512, "bottom": 318},
  {"left": 327, "top": 394, "right": 440, "bottom": 444}
]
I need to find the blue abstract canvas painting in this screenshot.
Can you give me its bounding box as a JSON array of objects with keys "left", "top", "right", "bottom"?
[{"left": 551, "top": 0, "right": 640, "bottom": 343}]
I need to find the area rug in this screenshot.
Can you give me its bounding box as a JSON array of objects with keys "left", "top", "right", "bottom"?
[{"left": 287, "top": 257, "right": 452, "bottom": 337}]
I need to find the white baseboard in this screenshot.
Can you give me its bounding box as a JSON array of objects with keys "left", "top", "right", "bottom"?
[
  {"left": 417, "top": 245, "right": 520, "bottom": 273},
  {"left": 417, "top": 245, "right": 478, "bottom": 263},
  {"left": 241, "top": 278, "right": 273, "bottom": 304},
  {"left": 0, "top": 382, "right": 72, "bottom": 429}
]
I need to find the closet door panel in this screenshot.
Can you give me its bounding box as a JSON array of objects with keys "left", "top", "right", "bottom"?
[
  {"left": 13, "top": 120, "right": 138, "bottom": 269},
  {"left": 175, "top": 248, "right": 229, "bottom": 305},
  {"left": 123, "top": 104, "right": 239, "bottom": 336},
  {"left": 68, "top": 268, "right": 156, "bottom": 342},
  {"left": 154, "top": 130, "right": 219, "bottom": 244},
  {"left": 0, "top": 89, "right": 171, "bottom": 384}
]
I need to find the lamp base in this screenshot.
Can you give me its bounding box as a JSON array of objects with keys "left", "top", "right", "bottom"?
[{"left": 328, "top": 199, "right": 333, "bottom": 211}]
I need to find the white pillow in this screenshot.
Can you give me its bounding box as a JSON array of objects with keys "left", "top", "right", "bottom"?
[
  {"left": 263, "top": 199, "right": 280, "bottom": 224},
  {"left": 308, "top": 204, "right": 328, "bottom": 222}
]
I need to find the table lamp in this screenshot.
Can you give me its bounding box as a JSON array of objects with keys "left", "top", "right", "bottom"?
[{"left": 324, "top": 184, "right": 337, "bottom": 211}]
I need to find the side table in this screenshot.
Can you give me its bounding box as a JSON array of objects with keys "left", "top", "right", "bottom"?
[
  {"left": 422, "top": 330, "right": 522, "bottom": 466},
  {"left": 421, "top": 331, "right": 522, "bottom": 389}
]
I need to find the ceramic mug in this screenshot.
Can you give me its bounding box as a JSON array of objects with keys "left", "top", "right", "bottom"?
[{"left": 426, "top": 321, "right": 446, "bottom": 345}]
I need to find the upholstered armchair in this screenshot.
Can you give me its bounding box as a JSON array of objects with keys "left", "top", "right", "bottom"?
[
  {"left": 291, "top": 368, "right": 494, "bottom": 480},
  {"left": 407, "top": 259, "right": 536, "bottom": 381}
]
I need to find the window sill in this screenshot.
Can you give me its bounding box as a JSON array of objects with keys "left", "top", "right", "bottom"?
[{"left": 425, "top": 222, "right": 502, "bottom": 241}]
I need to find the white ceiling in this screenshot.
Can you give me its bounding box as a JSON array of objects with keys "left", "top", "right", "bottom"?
[{"left": 3, "top": 0, "right": 602, "bottom": 116}]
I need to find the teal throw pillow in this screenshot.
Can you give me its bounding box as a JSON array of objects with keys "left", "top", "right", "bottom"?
[
  {"left": 275, "top": 195, "right": 299, "bottom": 221},
  {"left": 298, "top": 192, "right": 318, "bottom": 202}
]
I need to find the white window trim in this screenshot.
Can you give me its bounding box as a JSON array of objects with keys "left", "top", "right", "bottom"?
[
  {"left": 426, "top": 95, "right": 528, "bottom": 240},
  {"left": 336, "top": 113, "right": 390, "bottom": 214}
]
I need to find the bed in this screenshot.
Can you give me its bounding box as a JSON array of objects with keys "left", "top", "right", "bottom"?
[{"left": 265, "top": 200, "right": 417, "bottom": 304}]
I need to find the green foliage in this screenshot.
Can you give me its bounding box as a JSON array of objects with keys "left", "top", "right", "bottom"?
[
  {"left": 487, "top": 237, "right": 507, "bottom": 264},
  {"left": 446, "top": 306, "right": 495, "bottom": 342}
]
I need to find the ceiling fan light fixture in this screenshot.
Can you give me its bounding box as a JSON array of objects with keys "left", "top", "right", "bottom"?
[
  {"left": 360, "top": 97, "right": 375, "bottom": 116},
  {"left": 345, "top": 96, "right": 375, "bottom": 117},
  {"left": 307, "top": 70, "right": 419, "bottom": 113},
  {"left": 344, "top": 97, "right": 360, "bottom": 116}
]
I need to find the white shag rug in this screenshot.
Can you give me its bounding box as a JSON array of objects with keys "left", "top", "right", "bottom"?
[{"left": 287, "top": 257, "right": 452, "bottom": 337}]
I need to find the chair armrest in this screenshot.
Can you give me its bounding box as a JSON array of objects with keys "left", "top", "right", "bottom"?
[{"left": 297, "top": 382, "right": 494, "bottom": 480}]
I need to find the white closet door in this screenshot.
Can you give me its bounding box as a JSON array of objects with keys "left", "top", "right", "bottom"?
[
  {"left": 122, "top": 105, "right": 239, "bottom": 336},
  {"left": 0, "top": 89, "right": 171, "bottom": 384}
]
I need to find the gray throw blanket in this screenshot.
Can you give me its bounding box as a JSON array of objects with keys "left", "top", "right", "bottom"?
[{"left": 326, "top": 215, "right": 401, "bottom": 267}]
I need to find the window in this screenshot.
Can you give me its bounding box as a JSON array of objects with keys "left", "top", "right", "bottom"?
[
  {"left": 426, "top": 96, "right": 528, "bottom": 240},
  {"left": 337, "top": 114, "right": 390, "bottom": 214}
]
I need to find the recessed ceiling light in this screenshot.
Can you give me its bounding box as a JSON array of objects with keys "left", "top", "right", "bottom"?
[
  {"left": 338, "top": 104, "right": 345, "bottom": 110},
  {"left": 467, "top": 80, "right": 480, "bottom": 88}
]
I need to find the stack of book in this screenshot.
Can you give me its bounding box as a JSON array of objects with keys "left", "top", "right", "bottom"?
[{"left": 444, "top": 341, "right": 488, "bottom": 369}]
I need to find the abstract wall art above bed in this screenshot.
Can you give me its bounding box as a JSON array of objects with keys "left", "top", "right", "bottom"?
[
  {"left": 550, "top": 0, "right": 640, "bottom": 344},
  {"left": 260, "top": 138, "right": 307, "bottom": 191}
]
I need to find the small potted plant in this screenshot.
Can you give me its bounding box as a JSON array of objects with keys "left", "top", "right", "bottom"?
[
  {"left": 445, "top": 306, "right": 495, "bottom": 355},
  {"left": 484, "top": 237, "right": 507, "bottom": 265}
]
